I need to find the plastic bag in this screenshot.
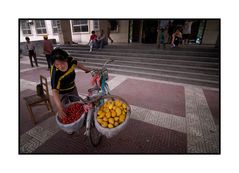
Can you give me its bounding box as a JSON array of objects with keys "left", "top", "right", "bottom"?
[
  {"left": 55, "top": 102, "right": 86, "bottom": 134},
  {"left": 56, "top": 112, "right": 85, "bottom": 134}
]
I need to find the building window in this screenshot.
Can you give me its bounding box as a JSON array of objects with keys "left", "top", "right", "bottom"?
[
  {"left": 52, "top": 20, "right": 59, "bottom": 34},
  {"left": 93, "top": 20, "right": 100, "bottom": 31},
  {"left": 35, "top": 20, "right": 47, "bottom": 34},
  {"left": 20, "top": 20, "right": 31, "bottom": 35},
  {"left": 72, "top": 20, "right": 89, "bottom": 32}
]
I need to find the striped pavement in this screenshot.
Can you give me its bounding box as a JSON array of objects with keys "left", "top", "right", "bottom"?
[{"left": 19, "top": 58, "right": 219, "bottom": 153}]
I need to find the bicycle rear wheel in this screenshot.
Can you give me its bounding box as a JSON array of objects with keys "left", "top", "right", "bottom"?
[{"left": 87, "top": 108, "right": 102, "bottom": 147}]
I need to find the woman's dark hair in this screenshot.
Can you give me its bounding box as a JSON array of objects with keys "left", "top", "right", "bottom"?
[
  {"left": 91, "top": 30, "right": 95, "bottom": 34},
  {"left": 51, "top": 48, "right": 69, "bottom": 64}
]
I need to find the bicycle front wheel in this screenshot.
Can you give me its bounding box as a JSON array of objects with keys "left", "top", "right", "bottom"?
[
  {"left": 104, "top": 83, "right": 110, "bottom": 95},
  {"left": 87, "top": 108, "right": 102, "bottom": 147}
]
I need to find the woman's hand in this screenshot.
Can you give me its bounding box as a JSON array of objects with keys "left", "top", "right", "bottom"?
[
  {"left": 58, "top": 108, "right": 67, "bottom": 119},
  {"left": 52, "top": 89, "right": 68, "bottom": 119},
  {"left": 77, "top": 63, "right": 91, "bottom": 73}
]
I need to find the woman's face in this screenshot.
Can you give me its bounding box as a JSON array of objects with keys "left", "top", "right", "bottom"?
[{"left": 54, "top": 60, "right": 68, "bottom": 72}]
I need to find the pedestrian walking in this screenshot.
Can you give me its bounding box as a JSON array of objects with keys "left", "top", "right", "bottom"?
[
  {"left": 43, "top": 35, "right": 53, "bottom": 70},
  {"left": 25, "top": 37, "right": 38, "bottom": 67},
  {"left": 106, "top": 20, "right": 114, "bottom": 43}
]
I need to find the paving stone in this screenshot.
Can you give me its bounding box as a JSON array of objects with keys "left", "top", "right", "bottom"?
[
  {"left": 111, "top": 78, "right": 186, "bottom": 117},
  {"left": 185, "top": 86, "right": 219, "bottom": 153},
  {"left": 33, "top": 119, "right": 187, "bottom": 154},
  {"left": 20, "top": 60, "right": 219, "bottom": 154},
  {"left": 131, "top": 105, "right": 186, "bottom": 133},
  {"left": 20, "top": 137, "right": 42, "bottom": 153},
  {"left": 203, "top": 89, "right": 219, "bottom": 125},
  {"left": 26, "top": 126, "right": 55, "bottom": 143},
  {"left": 20, "top": 63, "right": 32, "bottom": 70},
  {"left": 38, "top": 116, "right": 60, "bottom": 134},
  {"left": 20, "top": 133, "right": 34, "bottom": 147}
]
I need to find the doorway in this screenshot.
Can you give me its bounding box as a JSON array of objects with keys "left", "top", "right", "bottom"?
[
  {"left": 142, "top": 20, "right": 158, "bottom": 44},
  {"left": 132, "top": 20, "right": 141, "bottom": 42}
]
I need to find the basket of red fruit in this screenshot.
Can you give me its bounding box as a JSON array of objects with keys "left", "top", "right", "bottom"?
[{"left": 56, "top": 102, "right": 86, "bottom": 134}]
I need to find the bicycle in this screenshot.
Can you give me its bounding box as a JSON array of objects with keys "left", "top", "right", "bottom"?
[{"left": 57, "top": 59, "right": 131, "bottom": 147}]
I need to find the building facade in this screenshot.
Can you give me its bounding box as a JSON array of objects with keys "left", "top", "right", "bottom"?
[{"left": 20, "top": 19, "right": 220, "bottom": 46}]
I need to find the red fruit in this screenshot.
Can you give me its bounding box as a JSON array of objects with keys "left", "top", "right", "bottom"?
[{"left": 59, "top": 103, "right": 84, "bottom": 124}]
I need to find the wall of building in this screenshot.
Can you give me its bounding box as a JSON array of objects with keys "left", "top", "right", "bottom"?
[
  {"left": 110, "top": 20, "right": 129, "bottom": 43},
  {"left": 21, "top": 19, "right": 219, "bottom": 45},
  {"left": 71, "top": 20, "right": 92, "bottom": 44},
  {"left": 20, "top": 20, "right": 59, "bottom": 43},
  {"left": 20, "top": 20, "right": 130, "bottom": 44},
  {"left": 71, "top": 20, "right": 129, "bottom": 43},
  {"left": 58, "top": 20, "right": 73, "bottom": 44},
  {"left": 202, "top": 20, "right": 220, "bottom": 45},
  {"left": 99, "top": 20, "right": 129, "bottom": 43},
  {"left": 20, "top": 20, "right": 99, "bottom": 44}
]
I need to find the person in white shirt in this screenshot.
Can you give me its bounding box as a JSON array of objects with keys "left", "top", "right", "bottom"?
[
  {"left": 25, "top": 37, "right": 38, "bottom": 67},
  {"left": 182, "top": 20, "right": 194, "bottom": 45}
]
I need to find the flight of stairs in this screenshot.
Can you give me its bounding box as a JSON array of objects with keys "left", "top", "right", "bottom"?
[{"left": 37, "top": 44, "right": 220, "bottom": 88}]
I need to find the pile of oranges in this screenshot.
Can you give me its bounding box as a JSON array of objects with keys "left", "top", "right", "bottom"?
[{"left": 96, "top": 99, "right": 127, "bottom": 128}]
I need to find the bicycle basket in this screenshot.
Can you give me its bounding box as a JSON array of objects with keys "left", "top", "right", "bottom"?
[
  {"left": 56, "top": 101, "right": 86, "bottom": 134},
  {"left": 94, "top": 95, "right": 131, "bottom": 138}
]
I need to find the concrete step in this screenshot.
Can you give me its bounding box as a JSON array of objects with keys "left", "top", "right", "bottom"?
[
  {"left": 85, "top": 65, "right": 219, "bottom": 88},
  {"left": 38, "top": 54, "right": 219, "bottom": 71},
  {"left": 73, "top": 57, "right": 219, "bottom": 75},
  {"left": 37, "top": 58, "right": 218, "bottom": 85},
  {"left": 59, "top": 46, "right": 219, "bottom": 58},
  {"left": 68, "top": 53, "right": 219, "bottom": 68},
  {"left": 65, "top": 50, "right": 219, "bottom": 63},
  {"left": 59, "top": 44, "right": 219, "bottom": 53},
  {"left": 37, "top": 54, "right": 219, "bottom": 76},
  {"left": 79, "top": 61, "right": 219, "bottom": 81},
  {"left": 37, "top": 59, "right": 218, "bottom": 88},
  {"left": 39, "top": 44, "right": 219, "bottom": 88}
]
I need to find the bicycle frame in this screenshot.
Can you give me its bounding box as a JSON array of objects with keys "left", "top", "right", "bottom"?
[
  {"left": 89, "top": 59, "right": 113, "bottom": 96},
  {"left": 85, "top": 64, "right": 111, "bottom": 140}
]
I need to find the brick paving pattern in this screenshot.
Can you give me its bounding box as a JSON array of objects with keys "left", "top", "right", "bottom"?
[
  {"left": 33, "top": 119, "right": 187, "bottom": 154},
  {"left": 203, "top": 89, "right": 219, "bottom": 126},
  {"left": 111, "top": 78, "right": 185, "bottom": 117},
  {"left": 20, "top": 63, "right": 32, "bottom": 70},
  {"left": 185, "top": 86, "right": 219, "bottom": 153},
  {"left": 19, "top": 55, "right": 220, "bottom": 154}
]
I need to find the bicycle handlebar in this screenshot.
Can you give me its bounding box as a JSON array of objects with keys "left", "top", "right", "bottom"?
[
  {"left": 102, "top": 59, "right": 114, "bottom": 68},
  {"left": 90, "top": 59, "right": 114, "bottom": 76}
]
